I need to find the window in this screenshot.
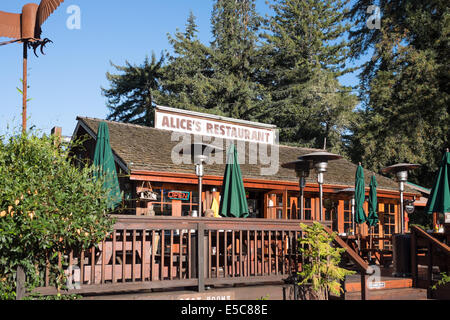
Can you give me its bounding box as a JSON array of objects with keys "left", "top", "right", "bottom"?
[
  {"left": 267, "top": 193, "right": 284, "bottom": 219},
  {"left": 287, "top": 196, "right": 298, "bottom": 220},
  {"left": 149, "top": 188, "right": 199, "bottom": 216},
  {"left": 304, "top": 198, "right": 312, "bottom": 220},
  {"left": 324, "top": 199, "right": 334, "bottom": 222},
  {"left": 382, "top": 203, "right": 396, "bottom": 249},
  {"left": 343, "top": 200, "right": 353, "bottom": 234},
  {"left": 151, "top": 188, "right": 172, "bottom": 216},
  {"left": 181, "top": 191, "right": 199, "bottom": 216},
  {"left": 368, "top": 224, "right": 380, "bottom": 249}
]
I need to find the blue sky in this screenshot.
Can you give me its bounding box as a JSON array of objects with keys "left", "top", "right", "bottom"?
[{"left": 1, "top": 0, "right": 361, "bottom": 137}]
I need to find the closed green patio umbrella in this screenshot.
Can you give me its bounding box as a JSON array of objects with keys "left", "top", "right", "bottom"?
[
  {"left": 367, "top": 175, "right": 379, "bottom": 228},
  {"left": 219, "top": 144, "right": 249, "bottom": 218},
  {"left": 425, "top": 149, "right": 450, "bottom": 217},
  {"left": 93, "top": 122, "right": 122, "bottom": 210},
  {"left": 354, "top": 164, "right": 367, "bottom": 225},
  {"left": 366, "top": 175, "right": 378, "bottom": 259}
]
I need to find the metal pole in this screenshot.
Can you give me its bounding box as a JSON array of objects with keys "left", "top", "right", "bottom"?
[
  {"left": 319, "top": 182, "right": 323, "bottom": 221},
  {"left": 22, "top": 42, "right": 28, "bottom": 133},
  {"left": 299, "top": 176, "right": 305, "bottom": 220},
  {"left": 351, "top": 197, "right": 355, "bottom": 235},
  {"left": 199, "top": 175, "right": 203, "bottom": 217},
  {"left": 300, "top": 187, "right": 304, "bottom": 220},
  {"left": 400, "top": 186, "right": 404, "bottom": 234}
]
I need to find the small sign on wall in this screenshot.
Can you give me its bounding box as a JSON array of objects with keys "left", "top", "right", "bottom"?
[
  {"left": 445, "top": 212, "right": 450, "bottom": 224},
  {"left": 168, "top": 191, "right": 190, "bottom": 201},
  {"left": 177, "top": 291, "right": 234, "bottom": 300}
]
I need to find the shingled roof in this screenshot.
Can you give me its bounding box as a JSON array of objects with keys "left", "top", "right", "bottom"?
[{"left": 75, "top": 116, "right": 413, "bottom": 194}]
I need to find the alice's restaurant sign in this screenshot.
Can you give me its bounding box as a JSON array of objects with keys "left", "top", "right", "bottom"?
[{"left": 155, "top": 105, "right": 276, "bottom": 145}]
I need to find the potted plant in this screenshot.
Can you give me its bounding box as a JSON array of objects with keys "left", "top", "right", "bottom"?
[{"left": 297, "top": 222, "right": 355, "bottom": 300}]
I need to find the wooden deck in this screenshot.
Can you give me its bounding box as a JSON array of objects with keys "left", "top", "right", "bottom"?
[
  {"left": 30, "top": 218, "right": 450, "bottom": 300},
  {"left": 33, "top": 216, "right": 332, "bottom": 297}
]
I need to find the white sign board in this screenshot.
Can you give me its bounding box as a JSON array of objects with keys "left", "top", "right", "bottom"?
[
  {"left": 155, "top": 107, "right": 276, "bottom": 145},
  {"left": 368, "top": 282, "right": 386, "bottom": 290}
]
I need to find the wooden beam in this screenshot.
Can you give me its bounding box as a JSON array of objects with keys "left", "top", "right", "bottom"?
[{"left": 130, "top": 170, "right": 419, "bottom": 198}]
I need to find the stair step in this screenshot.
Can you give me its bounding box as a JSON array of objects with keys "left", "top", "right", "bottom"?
[
  {"left": 345, "top": 277, "right": 413, "bottom": 292},
  {"left": 344, "top": 288, "right": 428, "bottom": 300}
]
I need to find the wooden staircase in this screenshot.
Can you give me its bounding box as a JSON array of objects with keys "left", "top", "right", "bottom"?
[
  {"left": 334, "top": 273, "right": 428, "bottom": 300},
  {"left": 326, "top": 227, "right": 442, "bottom": 300}
]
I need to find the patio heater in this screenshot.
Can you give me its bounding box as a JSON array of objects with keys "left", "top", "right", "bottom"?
[
  {"left": 281, "top": 160, "right": 311, "bottom": 219},
  {"left": 381, "top": 163, "right": 420, "bottom": 234},
  {"left": 298, "top": 152, "right": 343, "bottom": 221},
  {"left": 187, "top": 142, "right": 223, "bottom": 217}
]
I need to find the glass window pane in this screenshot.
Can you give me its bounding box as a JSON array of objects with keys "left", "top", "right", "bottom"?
[
  {"left": 304, "top": 210, "right": 311, "bottom": 220},
  {"left": 344, "top": 212, "right": 351, "bottom": 222},
  {"left": 344, "top": 200, "right": 349, "bottom": 211},
  {"left": 305, "top": 198, "right": 311, "bottom": 209},
  {"left": 163, "top": 203, "right": 172, "bottom": 216},
  {"left": 277, "top": 194, "right": 283, "bottom": 207},
  {"left": 153, "top": 203, "right": 162, "bottom": 216}
]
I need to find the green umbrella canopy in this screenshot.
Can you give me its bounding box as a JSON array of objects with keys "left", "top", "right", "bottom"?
[
  {"left": 93, "top": 122, "right": 122, "bottom": 210},
  {"left": 354, "top": 164, "right": 367, "bottom": 224},
  {"left": 366, "top": 175, "right": 379, "bottom": 227},
  {"left": 425, "top": 149, "right": 450, "bottom": 214},
  {"left": 219, "top": 144, "right": 249, "bottom": 218}
]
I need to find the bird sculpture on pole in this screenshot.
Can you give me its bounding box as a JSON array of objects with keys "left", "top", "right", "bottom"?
[{"left": 0, "top": 0, "right": 65, "bottom": 133}]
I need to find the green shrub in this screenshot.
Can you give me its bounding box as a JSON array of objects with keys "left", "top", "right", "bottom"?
[
  {"left": 0, "top": 131, "right": 115, "bottom": 299},
  {"left": 298, "top": 222, "right": 355, "bottom": 300}
]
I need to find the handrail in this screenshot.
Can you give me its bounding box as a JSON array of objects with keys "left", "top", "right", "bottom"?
[
  {"left": 411, "top": 225, "right": 450, "bottom": 255},
  {"left": 410, "top": 225, "right": 450, "bottom": 291},
  {"left": 323, "top": 226, "right": 369, "bottom": 272},
  {"left": 323, "top": 226, "right": 370, "bottom": 300},
  {"left": 111, "top": 215, "right": 333, "bottom": 232}
]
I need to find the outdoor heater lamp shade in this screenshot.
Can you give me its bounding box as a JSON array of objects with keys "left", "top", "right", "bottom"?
[
  {"left": 381, "top": 163, "right": 420, "bottom": 234},
  {"left": 381, "top": 163, "right": 421, "bottom": 175},
  {"left": 297, "top": 151, "right": 343, "bottom": 221},
  {"left": 281, "top": 159, "right": 311, "bottom": 220},
  {"left": 297, "top": 151, "right": 343, "bottom": 163},
  {"left": 334, "top": 187, "right": 355, "bottom": 195},
  {"left": 281, "top": 159, "right": 311, "bottom": 176},
  {"left": 181, "top": 142, "right": 224, "bottom": 163}
]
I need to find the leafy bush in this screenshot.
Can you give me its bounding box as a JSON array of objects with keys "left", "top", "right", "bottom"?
[
  {"left": 0, "top": 132, "right": 115, "bottom": 299},
  {"left": 432, "top": 272, "right": 450, "bottom": 290},
  {"left": 298, "top": 222, "right": 355, "bottom": 300}
]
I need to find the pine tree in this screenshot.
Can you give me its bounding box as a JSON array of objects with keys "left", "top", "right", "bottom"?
[
  {"left": 208, "top": 0, "right": 266, "bottom": 120},
  {"left": 159, "top": 12, "right": 219, "bottom": 114},
  {"left": 260, "top": 0, "right": 357, "bottom": 151},
  {"left": 102, "top": 53, "right": 165, "bottom": 126},
  {"left": 348, "top": 0, "right": 449, "bottom": 186}
]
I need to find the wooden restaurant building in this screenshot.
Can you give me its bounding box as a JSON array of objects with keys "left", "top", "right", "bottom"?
[
  {"left": 72, "top": 106, "right": 419, "bottom": 241},
  {"left": 47, "top": 105, "right": 426, "bottom": 298}
]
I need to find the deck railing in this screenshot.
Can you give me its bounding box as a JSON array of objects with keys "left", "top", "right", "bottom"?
[
  {"left": 33, "top": 216, "right": 332, "bottom": 296},
  {"left": 324, "top": 226, "right": 371, "bottom": 300},
  {"left": 410, "top": 225, "right": 450, "bottom": 293}
]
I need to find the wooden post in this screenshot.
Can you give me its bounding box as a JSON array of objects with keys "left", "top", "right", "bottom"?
[
  {"left": 197, "top": 223, "right": 205, "bottom": 292},
  {"left": 22, "top": 42, "right": 28, "bottom": 133},
  {"left": 360, "top": 273, "right": 368, "bottom": 300},
  {"left": 411, "top": 230, "right": 418, "bottom": 287},
  {"left": 427, "top": 242, "right": 433, "bottom": 289},
  {"left": 16, "top": 266, "right": 26, "bottom": 300}
]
